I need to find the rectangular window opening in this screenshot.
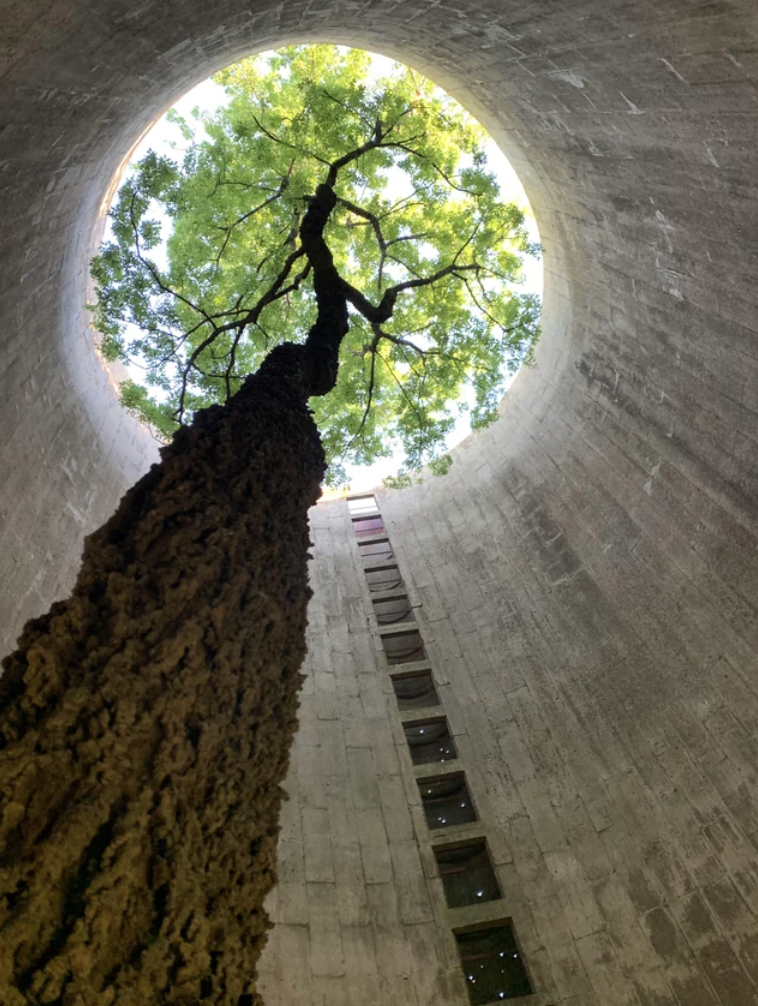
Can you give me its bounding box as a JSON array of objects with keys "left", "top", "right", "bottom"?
[
  {"left": 347, "top": 494, "right": 379, "bottom": 516},
  {"left": 435, "top": 840, "right": 501, "bottom": 909},
  {"left": 373, "top": 595, "right": 414, "bottom": 626},
  {"left": 381, "top": 629, "right": 426, "bottom": 665},
  {"left": 403, "top": 717, "right": 456, "bottom": 765},
  {"left": 352, "top": 515, "right": 385, "bottom": 537},
  {"left": 419, "top": 773, "right": 477, "bottom": 830},
  {"left": 365, "top": 565, "right": 404, "bottom": 593},
  {"left": 358, "top": 538, "right": 395, "bottom": 563},
  {"left": 455, "top": 922, "right": 533, "bottom": 1003},
  {"left": 391, "top": 669, "right": 440, "bottom": 710}
]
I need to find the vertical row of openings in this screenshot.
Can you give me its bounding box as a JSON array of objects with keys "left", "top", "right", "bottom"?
[
  {"left": 381, "top": 628, "right": 426, "bottom": 665},
  {"left": 455, "top": 923, "right": 532, "bottom": 1002},
  {"left": 346, "top": 497, "right": 533, "bottom": 1002},
  {"left": 434, "top": 840, "right": 501, "bottom": 908},
  {"left": 374, "top": 594, "right": 413, "bottom": 624},
  {"left": 418, "top": 773, "right": 477, "bottom": 829},
  {"left": 391, "top": 669, "right": 439, "bottom": 709},
  {"left": 403, "top": 717, "right": 456, "bottom": 764},
  {"left": 358, "top": 538, "right": 395, "bottom": 562}
]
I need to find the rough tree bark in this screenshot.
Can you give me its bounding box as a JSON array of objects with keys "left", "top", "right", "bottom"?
[{"left": 0, "top": 186, "right": 348, "bottom": 1004}]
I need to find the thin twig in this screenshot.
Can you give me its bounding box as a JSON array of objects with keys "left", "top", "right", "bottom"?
[
  {"left": 129, "top": 192, "right": 215, "bottom": 326},
  {"left": 213, "top": 163, "right": 294, "bottom": 268}
]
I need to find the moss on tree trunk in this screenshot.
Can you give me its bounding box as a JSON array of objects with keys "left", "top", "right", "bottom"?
[{"left": 0, "top": 348, "right": 324, "bottom": 1005}]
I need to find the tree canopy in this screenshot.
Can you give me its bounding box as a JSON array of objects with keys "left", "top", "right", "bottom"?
[{"left": 91, "top": 45, "right": 540, "bottom": 485}]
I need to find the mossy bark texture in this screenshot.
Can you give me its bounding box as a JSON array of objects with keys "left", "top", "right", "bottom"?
[{"left": 0, "top": 348, "right": 324, "bottom": 1005}]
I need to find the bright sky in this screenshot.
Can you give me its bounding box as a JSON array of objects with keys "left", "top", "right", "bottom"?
[{"left": 120, "top": 50, "right": 542, "bottom": 492}]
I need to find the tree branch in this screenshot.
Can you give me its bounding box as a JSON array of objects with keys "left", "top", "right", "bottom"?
[
  {"left": 252, "top": 115, "right": 330, "bottom": 167},
  {"left": 341, "top": 261, "right": 480, "bottom": 324},
  {"left": 322, "top": 88, "right": 374, "bottom": 131},
  {"left": 371, "top": 322, "right": 428, "bottom": 361},
  {"left": 128, "top": 192, "right": 215, "bottom": 328},
  {"left": 174, "top": 246, "right": 308, "bottom": 421},
  {"left": 213, "top": 163, "right": 294, "bottom": 268},
  {"left": 348, "top": 330, "right": 380, "bottom": 451},
  {"left": 378, "top": 350, "right": 427, "bottom": 439},
  {"left": 461, "top": 275, "right": 518, "bottom": 336},
  {"left": 337, "top": 196, "right": 389, "bottom": 291},
  {"left": 298, "top": 184, "right": 350, "bottom": 396}
]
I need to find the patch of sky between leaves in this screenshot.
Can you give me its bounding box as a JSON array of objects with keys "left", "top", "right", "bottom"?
[{"left": 113, "top": 48, "right": 542, "bottom": 492}]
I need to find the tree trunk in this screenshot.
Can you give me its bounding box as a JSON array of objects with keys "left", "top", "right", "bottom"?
[{"left": 0, "top": 346, "right": 324, "bottom": 1005}]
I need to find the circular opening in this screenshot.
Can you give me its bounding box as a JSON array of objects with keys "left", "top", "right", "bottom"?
[{"left": 91, "top": 44, "right": 542, "bottom": 491}]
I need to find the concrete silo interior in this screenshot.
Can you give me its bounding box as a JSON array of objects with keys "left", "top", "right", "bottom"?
[{"left": 2, "top": 0, "right": 758, "bottom": 1003}]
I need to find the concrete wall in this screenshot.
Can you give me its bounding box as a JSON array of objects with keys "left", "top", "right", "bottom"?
[{"left": 2, "top": 0, "right": 758, "bottom": 1002}]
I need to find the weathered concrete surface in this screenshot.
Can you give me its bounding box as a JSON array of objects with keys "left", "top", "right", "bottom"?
[{"left": 2, "top": 0, "right": 758, "bottom": 1003}]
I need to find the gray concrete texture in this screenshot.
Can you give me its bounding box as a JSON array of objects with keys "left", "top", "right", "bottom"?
[{"left": 2, "top": 0, "right": 758, "bottom": 1002}]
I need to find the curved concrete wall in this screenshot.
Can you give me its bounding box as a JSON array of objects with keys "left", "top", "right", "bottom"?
[{"left": 2, "top": 0, "right": 758, "bottom": 1003}]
